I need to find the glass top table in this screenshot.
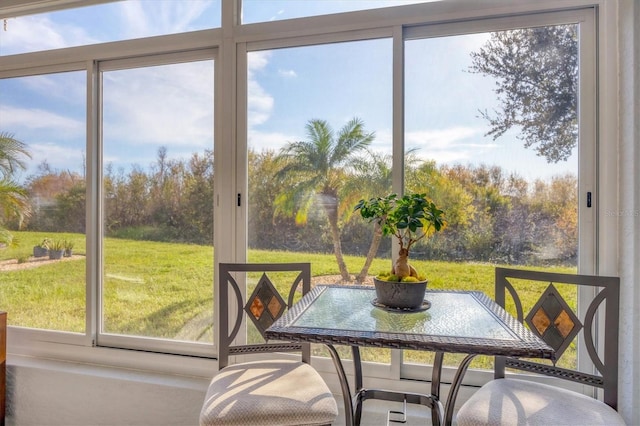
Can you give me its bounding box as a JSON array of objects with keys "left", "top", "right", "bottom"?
[{"left": 265, "top": 285, "right": 554, "bottom": 426}]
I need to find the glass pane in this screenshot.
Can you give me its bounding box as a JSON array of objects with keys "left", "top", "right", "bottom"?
[
  {"left": 242, "top": 0, "right": 439, "bottom": 24},
  {"left": 101, "top": 59, "right": 214, "bottom": 344},
  {"left": 0, "top": 71, "right": 86, "bottom": 332},
  {"left": 0, "top": 0, "right": 221, "bottom": 56},
  {"left": 403, "top": 24, "right": 579, "bottom": 368},
  {"left": 246, "top": 38, "right": 392, "bottom": 362}
]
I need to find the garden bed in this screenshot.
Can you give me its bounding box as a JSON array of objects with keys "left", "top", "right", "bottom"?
[{"left": 0, "top": 255, "right": 84, "bottom": 272}]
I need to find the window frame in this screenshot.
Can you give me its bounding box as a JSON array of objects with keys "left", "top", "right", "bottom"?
[
  {"left": 403, "top": 8, "right": 598, "bottom": 384},
  {"left": 96, "top": 49, "right": 218, "bottom": 357}
]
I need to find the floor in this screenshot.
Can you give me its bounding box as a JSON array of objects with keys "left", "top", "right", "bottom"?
[{"left": 334, "top": 397, "right": 434, "bottom": 426}]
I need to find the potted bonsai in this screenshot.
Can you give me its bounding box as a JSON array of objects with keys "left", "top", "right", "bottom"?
[{"left": 355, "top": 193, "right": 445, "bottom": 310}]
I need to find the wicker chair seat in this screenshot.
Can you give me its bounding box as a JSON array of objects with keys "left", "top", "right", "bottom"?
[
  {"left": 199, "top": 359, "right": 338, "bottom": 426},
  {"left": 456, "top": 378, "right": 626, "bottom": 426}
]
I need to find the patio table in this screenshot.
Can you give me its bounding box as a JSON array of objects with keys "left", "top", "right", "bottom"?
[{"left": 265, "top": 285, "right": 554, "bottom": 426}]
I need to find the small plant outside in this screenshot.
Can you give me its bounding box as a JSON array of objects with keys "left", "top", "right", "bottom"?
[
  {"left": 33, "top": 237, "right": 51, "bottom": 258},
  {"left": 48, "top": 239, "right": 65, "bottom": 259},
  {"left": 355, "top": 193, "right": 446, "bottom": 282},
  {"left": 63, "top": 239, "right": 74, "bottom": 257},
  {"left": 27, "top": 237, "right": 77, "bottom": 262}
]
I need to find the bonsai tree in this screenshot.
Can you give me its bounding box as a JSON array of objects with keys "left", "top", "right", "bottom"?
[{"left": 354, "top": 193, "right": 445, "bottom": 282}]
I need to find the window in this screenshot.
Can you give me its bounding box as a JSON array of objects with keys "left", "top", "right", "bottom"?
[
  {"left": 98, "top": 52, "right": 215, "bottom": 355},
  {"left": 246, "top": 37, "right": 393, "bottom": 362},
  {"left": 0, "top": 0, "right": 221, "bottom": 56},
  {"left": 241, "top": 0, "right": 438, "bottom": 24},
  {"left": 401, "top": 11, "right": 595, "bottom": 374},
  {"left": 0, "top": 69, "right": 86, "bottom": 334}
]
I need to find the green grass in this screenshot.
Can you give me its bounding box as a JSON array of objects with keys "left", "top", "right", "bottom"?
[{"left": 1, "top": 231, "right": 577, "bottom": 370}]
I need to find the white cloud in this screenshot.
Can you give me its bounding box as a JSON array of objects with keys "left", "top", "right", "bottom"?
[
  {"left": 119, "top": 0, "right": 214, "bottom": 38},
  {"left": 278, "top": 69, "right": 297, "bottom": 78},
  {"left": 0, "top": 105, "right": 83, "bottom": 137},
  {"left": 248, "top": 51, "right": 271, "bottom": 72},
  {"left": 21, "top": 73, "right": 85, "bottom": 104},
  {"left": 0, "top": 15, "right": 97, "bottom": 54},
  {"left": 248, "top": 51, "right": 275, "bottom": 127},
  {"left": 270, "top": 9, "right": 286, "bottom": 21},
  {"left": 0, "top": 1, "right": 213, "bottom": 55},
  {"left": 102, "top": 61, "right": 214, "bottom": 148},
  {"left": 405, "top": 127, "right": 498, "bottom": 163},
  {"left": 30, "top": 142, "right": 85, "bottom": 172},
  {"left": 248, "top": 130, "right": 294, "bottom": 152},
  {"left": 248, "top": 80, "right": 275, "bottom": 127}
]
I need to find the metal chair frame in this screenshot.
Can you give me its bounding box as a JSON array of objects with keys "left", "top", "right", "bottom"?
[
  {"left": 494, "top": 267, "right": 620, "bottom": 409},
  {"left": 217, "top": 262, "right": 311, "bottom": 369}
]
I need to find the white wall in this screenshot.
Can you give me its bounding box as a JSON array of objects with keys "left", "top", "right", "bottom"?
[
  {"left": 617, "top": 0, "right": 640, "bottom": 422},
  {"left": 6, "top": 355, "right": 209, "bottom": 426}
]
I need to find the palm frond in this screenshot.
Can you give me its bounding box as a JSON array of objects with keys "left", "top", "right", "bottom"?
[
  {"left": 331, "top": 117, "right": 375, "bottom": 165},
  {"left": 0, "top": 131, "right": 32, "bottom": 178},
  {"left": 0, "top": 177, "right": 32, "bottom": 225}
]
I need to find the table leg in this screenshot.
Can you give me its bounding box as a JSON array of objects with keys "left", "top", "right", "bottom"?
[
  {"left": 443, "top": 354, "right": 477, "bottom": 426},
  {"left": 325, "top": 344, "right": 354, "bottom": 426},
  {"left": 431, "top": 352, "right": 445, "bottom": 426},
  {"left": 351, "top": 346, "right": 364, "bottom": 425},
  {"left": 326, "top": 345, "right": 455, "bottom": 426}
]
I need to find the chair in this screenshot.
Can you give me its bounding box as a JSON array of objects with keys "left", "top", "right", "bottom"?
[
  {"left": 456, "top": 267, "right": 625, "bottom": 426},
  {"left": 199, "top": 263, "right": 338, "bottom": 426}
]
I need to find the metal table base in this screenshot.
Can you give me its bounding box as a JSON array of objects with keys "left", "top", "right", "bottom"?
[{"left": 326, "top": 345, "right": 476, "bottom": 426}]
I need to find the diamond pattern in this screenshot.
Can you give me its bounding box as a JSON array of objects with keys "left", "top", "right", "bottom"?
[
  {"left": 244, "top": 273, "right": 286, "bottom": 339},
  {"left": 525, "top": 283, "right": 582, "bottom": 358}
]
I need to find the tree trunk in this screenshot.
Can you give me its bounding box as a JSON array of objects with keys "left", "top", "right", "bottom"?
[
  {"left": 356, "top": 221, "right": 383, "bottom": 283},
  {"left": 323, "top": 201, "right": 351, "bottom": 282}
]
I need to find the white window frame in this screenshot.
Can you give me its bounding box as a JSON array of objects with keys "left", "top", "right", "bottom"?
[
  {"left": 399, "top": 8, "right": 599, "bottom": 386},
  {"left": 96, "top": 49, "right": 218, "bottom": 357}
]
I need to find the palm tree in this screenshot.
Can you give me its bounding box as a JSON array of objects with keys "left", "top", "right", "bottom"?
[
  {"left": 0, "top": 132, "right": 32, "bottom": 246},
  {"left": 0, "top": 131, "right": 30, "bottom": 177},
  {"left": 274, "top": 118, "right": 375, "bottom": 282},
  {"left": 0, "top": 178, "right": 31, "bottom": 245}
]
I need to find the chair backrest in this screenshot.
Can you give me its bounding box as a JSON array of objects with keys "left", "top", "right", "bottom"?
[
  {"left": 494, "top": 267, "right": 620, "bottom": 409},
  {"left": 217, "top": 262, "right": 311, "bottom": 369}
]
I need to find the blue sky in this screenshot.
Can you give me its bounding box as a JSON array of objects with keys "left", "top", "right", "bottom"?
[{"left": 0, "top": 0, "right": 576, "bottom": 182}]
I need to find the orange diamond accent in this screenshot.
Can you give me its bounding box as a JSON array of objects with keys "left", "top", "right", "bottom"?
[
  {"left": 554, "top": 310, "right": 575, "bottom": 338},
  {"left": 249, "top": 298, "right": 264, "bottom": 319},
  {"left": 268, "top": 296, "right": 282, "bottom": 318},
  {"left": 531, "top": 308, "right": 551, "bottom": 335}
]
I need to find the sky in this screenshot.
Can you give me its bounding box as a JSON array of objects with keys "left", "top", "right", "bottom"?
[{"left": 0, "top": 0, "right": 576, "bottom": 183}]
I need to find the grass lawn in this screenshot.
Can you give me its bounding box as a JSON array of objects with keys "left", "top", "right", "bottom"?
[{"left": 1, "top": 231, "right": 577, "bottom": 369}]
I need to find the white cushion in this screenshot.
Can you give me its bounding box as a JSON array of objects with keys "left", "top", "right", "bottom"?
[
  {"left": 199, "top": 359, "right": 338, "bottom": 426},
  {"left": 456, "top": 378, "right": 626, "bottom": 426}
]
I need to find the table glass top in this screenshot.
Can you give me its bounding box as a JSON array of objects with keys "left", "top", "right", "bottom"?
[{"left": 291, "top": 286, "right": 516, "bottom": 341}]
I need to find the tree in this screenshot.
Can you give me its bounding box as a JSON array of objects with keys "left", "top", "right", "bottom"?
[
  {"left": 469, "top": 25, "right": 578, "bottom": 163},
  {"left": 274, "top": 118, "right": 375, "bottom": 282},
  {"left": 346, "top": 150, "right": 393, "bottom": 283},
  {"left": 0, "top": 178, "right": 31, "bottom": 245},
  {"left": 0, "top": 132, "right": 31, "bottom": 245},
  {"left": 0, "top": 131, "right": 31, "bottom": 177},
  {"left": 25, "top": 166, "right": 83, "bottom": 232}
]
